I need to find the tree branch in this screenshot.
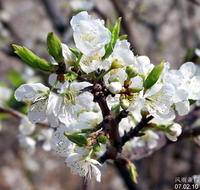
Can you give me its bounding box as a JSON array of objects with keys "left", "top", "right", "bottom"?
[
  {"left": 0, "top": 106, "right": 23, "bottom": 119},
  {"left": 114, "top": 157, "right": 137, "bottom": 190},
  {"left": 0, "top": 106, "right": 48, "bottom": 128},
  {"left": 121, "top": 115, "right": 153, "bottom": 146}
]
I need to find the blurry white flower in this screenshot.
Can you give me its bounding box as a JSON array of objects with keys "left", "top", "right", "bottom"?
[
  {"left": 179, "top": 62, "right": 200, "bottom": 100},
  {"left": 23, "top": 67, "right": 41, "bottom": 83},
  {"left": 37, "top": 128, "right": 54, "bottom": 151},
  {"left": 18, "top": 135, "right": 36, "bottom": 154},
  {"left": 19, "top": 117, "right": 36, "bottom": 135},
  {"left": 0, "top": 86, "right": 11, "bottom": 106},
  {"left": 70, "top": 11, "right": 111, "bottom": 56},
  {"left": 129, "top": 130, "right": 159, "bottom": 149},
  {"left": 166, "top": 123, "right": 182, "bottom": 142},
  {"left": 195, "top": 48, "right": 200, "bottom": 57}
]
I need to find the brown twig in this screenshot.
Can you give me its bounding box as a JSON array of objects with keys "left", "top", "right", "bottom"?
[
  {"left": 0, "top": 106, "right": 23, "bottom": 119},
  {"left": 0, "top": 106, "right": 48, "bottom": 128},
  {"left": 121, "top": 115, "right": 153, "bottom": 147}
]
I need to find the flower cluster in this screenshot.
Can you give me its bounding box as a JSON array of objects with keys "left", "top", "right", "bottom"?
[{"left": 13, "top": 11, "right": 200, "bottom": 182}]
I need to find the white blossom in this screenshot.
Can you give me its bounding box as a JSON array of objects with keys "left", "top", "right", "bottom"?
[
  {"left": 129, "top": 83, "right": 175, "bottom": 122},
  {"left": 0, "top": 86, "right": 11, "bottom": 106},
  {"left": 51, "top": 125, "right": 74, "bottom": 157},
  {"left": 66, "top": 150, "right": 101, "bottom": 182},
  {"left": 18, "top": 135, "right": 36, "bottom": 154},
  {"left": 133, "top": 56, "right": 153, "bottom": 77},
  {"left": 108, "top": 40, "right": 134, "bottom": 67},
  {"left": 179, "top": 62, "right": 200, "bottom": 100},
  {"left": 71, "top": 111, "right": 102, "bottom": 131},
  {"left": 14, "top": 83, "right": 49, "bottom": 102},
  {"left": 70, "top": 11, "right": 111, "bottom": 56},
  {"left": 61, "top": 43, "right": 76, "bottom": 70}
]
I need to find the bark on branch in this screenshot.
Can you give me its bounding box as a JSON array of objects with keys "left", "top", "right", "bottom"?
[{"left": 114, "top": 157, "right": 137, "bottom": 190}]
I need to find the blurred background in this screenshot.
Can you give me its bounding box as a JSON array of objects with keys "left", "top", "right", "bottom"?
[{"left": 0, "top": 0, "right": 200, "bottom": 189}]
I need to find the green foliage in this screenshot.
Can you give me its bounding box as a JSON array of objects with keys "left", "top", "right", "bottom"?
[
  {"left": 143, "top": 61, "right": 164, "bottom": 89},
  {"left": 69, "top": 47, "right": 82, "bottom": 58},
  {"left": 47, "top": 32, "right": 64, "bottom": 63},
  {"left": 64, "top": 132, "right": 88, "bottom": 147},
  {"left": 12, "top": 44, "right": 53, "bottom": 72},
  {"left": 103, "top": 17, "right": 122, "bottom": 59}
]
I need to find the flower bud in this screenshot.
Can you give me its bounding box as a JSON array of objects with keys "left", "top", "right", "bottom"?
[
  {"left": 110, "top": 59, "right": 124, "bottom": 69},
  {"left": 126, "top": 65, "right": 137, "bottom": 78},
  {"left": 166, "top": 123, "right": 182, "bottom": 141}
]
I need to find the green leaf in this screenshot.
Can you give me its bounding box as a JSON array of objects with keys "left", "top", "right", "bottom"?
[
  {"left": 128, "top": 162, "right": 138, "bottom": 184},
  {"left": 12, "top": 44, "right": 54, "bottom": 72},
  {"left": 64, "top": 132, "right": 88, "bottom": 147},
  {"left": 69, "top": 47, "right": 82, "bottom": 58},
  {"left": 103, "top": 17, "right": 122, "bottom": 59},
  {"left": 47, "top": 32, "right": 63, "bottom": 63},
  {"left": 143, "top": 61, "right": 164, "bottom": 89}
]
